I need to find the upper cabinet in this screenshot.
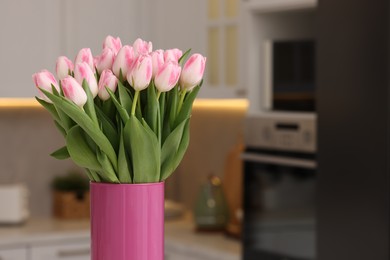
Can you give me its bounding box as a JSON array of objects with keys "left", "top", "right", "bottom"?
[
  {"left": 0, "top": 0, "right": 62, "bottom": 98},
  {"left": 147, "top": 0, "right": 245, "bottom": 99},
  {"left": 61, "top": 0, "right": 141, "bottom": 58},
  {"left": 1, "top": 0, "right": 244, "bottom": 99},
  {"left": 0, "top": 0, "right": 140, "bottom": 98}
]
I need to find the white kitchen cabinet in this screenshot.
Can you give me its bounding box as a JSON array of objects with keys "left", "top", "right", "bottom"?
[
  {"left": 30, "top": 241, "right": 90, "bottom": 260},
  {"left": 0, "top": 247, "right": 27, "bottom": 260},
  {"left": 62, "top": 0, "right": 140, "bottom": 58},
  {"left": 0, "top": 0, "right": 62, "bottom": 98},
  {"left": 146, "top": 0, "right": 245, "bottom": 99},
  {"left": 0, "top": 0, "right": 141, "bottom": 98}
]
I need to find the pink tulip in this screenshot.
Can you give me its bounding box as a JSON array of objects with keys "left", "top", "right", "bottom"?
[
  {"left": 164, "top": 48, "right": 183, "bottom": 63},
  {"left": 127, "top": 55, "right": 152, "bottom": 91},
  {"left": 74, "top": 62, "right": 99, "bottom": 98},
  {"left": 56, "top": 56, "right": 74, "bottom": 80},
  {"left": 98, "top": 69, "right": 118, "bottom": 101},
  {"left": 74, "top": 48, "right": 94, "bottom": 71},
  {"left": 103, "top": 35, "right": 122, "bottom": 55},
  {"left": 96, "top": 48, "right": 115, "bottom": 74},
  {"left": 151, "top": 50, "right": 164, "bottom": 77},
  {"left": 32, "top": 70, "right": 59, "bottom": 103},
  {"left": 179, "top": 53, "right": 206, "bottom": 91},
  {"left": 61, "top": 76, "right": 87, "bottom": 107},
  {"left": 154, "top": 61, "right": 181, "bottom": 93},
  {"left": 112, "top": 45, "right": 135, "bottom": 79},
  {"left": 133, "top": 38, "right": 152, "bottom": 56}
]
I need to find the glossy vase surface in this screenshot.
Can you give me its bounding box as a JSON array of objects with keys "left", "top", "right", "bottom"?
[{"left": 90, "top": 182, "right": 164, "bottom": 260}]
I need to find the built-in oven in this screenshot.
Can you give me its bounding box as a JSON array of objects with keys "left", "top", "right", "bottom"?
[{"left": 242, "top": 117, "right": 317, "bottom": 260}]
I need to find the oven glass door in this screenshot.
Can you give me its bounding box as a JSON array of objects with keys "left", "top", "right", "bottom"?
[{"left": 243, "top": 151, "right": 317, "bottom": 260}]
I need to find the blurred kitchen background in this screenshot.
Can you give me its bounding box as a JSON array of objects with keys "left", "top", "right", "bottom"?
[{"left": 0, "top": 0, "right": 389, "bottom": 259}]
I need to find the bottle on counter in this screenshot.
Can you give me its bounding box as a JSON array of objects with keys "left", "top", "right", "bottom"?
[{"left": 193, "top": 175, "right": 229, "bottom": 232}]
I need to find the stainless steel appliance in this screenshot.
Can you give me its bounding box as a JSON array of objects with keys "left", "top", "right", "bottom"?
[
  {"left": 266, "top": 40, "right": 316, "bottom": 113},
  {"left": 243, "top": 117, "right": 317, "bottom": 259}
]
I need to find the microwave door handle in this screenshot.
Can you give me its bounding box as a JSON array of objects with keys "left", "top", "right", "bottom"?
[{"left": 241, "top": 152, "right": 317, "bottom": 169}]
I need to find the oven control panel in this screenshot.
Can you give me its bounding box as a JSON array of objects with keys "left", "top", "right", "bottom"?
[{"left": 245, "top": 115, "right": 316, "bottom": 152}]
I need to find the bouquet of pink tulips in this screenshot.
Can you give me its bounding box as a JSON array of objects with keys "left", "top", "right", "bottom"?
[{"left": 33, "top": 36, "right": 206, "bottom": 184}]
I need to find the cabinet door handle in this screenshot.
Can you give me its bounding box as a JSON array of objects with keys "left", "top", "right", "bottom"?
[
  {"left": 241, "top": 152, "right": 317, "bottom": 169},
  {"left": 57, "top": 248, "right": 90, "bottom": 257}
]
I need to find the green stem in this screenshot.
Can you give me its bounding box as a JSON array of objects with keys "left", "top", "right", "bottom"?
[
  {"left": 177, "top": 89, "right": 186, "bottom": 116},
  {"left": 132, "top": 91, "right": 140, "bottom": 116},
  {"left": 157, "top": 91, "right": 161, "bottom": 100}
]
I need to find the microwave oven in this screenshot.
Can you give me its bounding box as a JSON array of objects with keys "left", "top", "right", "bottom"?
[
  {"left": 245, "top": 39, "right": 317, "bottom": 153},
  {"left": 262, "top": 39, "right": 316, "bottom": 113}
]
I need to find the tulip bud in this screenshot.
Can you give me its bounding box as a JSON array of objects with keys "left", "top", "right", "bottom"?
[
  {"left": 61, "top": 76, "right": 87, "bottom": 107},
  {"left": 179, "top": 53, "right": 206, "bottom": 91},
  {"left": 96, "top": 48, "right": 115, "bottom": 74},
  {"left": 112, "top": 45, "right": 135, "bottom": 79},
  {"left": 151, "top": 50, "right": 164, "bottom": 77},
  {"left": 133, "top": 38, "right": 152, "bottom": 56},
  {"left": 155, "top": 61, "right": 181, "bottom": 93},
  {"left": 164, "top": 48, "right": 183, "bottom": 64},
  {"left": 32, "top": 70, "right": 59, "bottom": 103},
  {"left": 98, "top": 69, "right": 118, "bottom": 101},
  {"left": 103, "top": 35, "right": 122, "bottom": 55},
  {"left": 127, "top": 55, "right": 152, "bottom": 91},
  {"left": 74, "top": 62, "right": 99, "bottom": 98},
  {"left": 74, "top": 48, "right": 94, "bottom": 71},
  {"left": 56, "top": 56, "right": 74, "bottom": 80}
]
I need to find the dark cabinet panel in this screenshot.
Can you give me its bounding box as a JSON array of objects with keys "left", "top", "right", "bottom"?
[{"left": 317, "top": 0, "right": 390, "bottom": 259}]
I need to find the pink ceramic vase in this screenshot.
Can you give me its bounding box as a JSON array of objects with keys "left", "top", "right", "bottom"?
[{"left": 90, "top": 182, "right": 164, "bottom": 260}]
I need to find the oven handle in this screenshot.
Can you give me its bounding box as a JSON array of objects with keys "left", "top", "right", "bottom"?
[{"left": 241, "top": 152, "right": 317, "bottom": 169}]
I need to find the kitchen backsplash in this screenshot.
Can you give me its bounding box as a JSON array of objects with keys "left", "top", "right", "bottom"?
[
  {"left": 0, "top": 107, "right": 75, "bottom": 217},
  {"left": 0, "top": 100, "right": 247, "bottom": 217},
  {"left": 166, "top": 102, "right": 247, "bottom": 209}
]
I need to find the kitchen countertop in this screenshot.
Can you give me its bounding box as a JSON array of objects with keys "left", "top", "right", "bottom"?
[{"left": 0, "top": 213, "right": 241, "bottom": 259}]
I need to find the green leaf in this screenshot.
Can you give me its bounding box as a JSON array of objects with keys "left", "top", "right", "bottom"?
[
  {"left": 41, "top": 89, "right": 118, "bottom": 171},
  {"left": 106, "top": 87, "right": 130, "bottom": 123},
  {"left": 124, "top": 115, "right": 160, "bottom": 183},
  {"left": 54, "top": 120, "right": 67, "bottom": 137},
  {"left": 145, "top": 82, "right": 158, "bottom": 134},
  {"left": 82, "top": 80, "right": 99, "bottom": 127},
  {"left": 118, "top": 129, "right": 132, "bottom": 183},
  {"left": 174, "top": 85, "right": 200, "bottom": 128},
  {"left": 85, "top": 168, "right": 100, "bottom": 182},
  {"left": 52, "top": 85, "right": 74, "bottom": 131},
  {"left": 66, "top": 126, "right": 101, "bottom": 171},
  {"left": 50, "top": 146, "right": 70, "bottom": 160},
  {"left": 160, "top": 118, "right": 189, "bottom": 180},
  {"left": 35, "top": 97, "right": 60, "bottom": 123},
  {"left": 118, "top": 81, "right": 133, "bottom": 116},
  {"left": 102, "top": 98, "right": 116, "bottom": 120},
  {"left": 178, "top": 49, "right": 191, "bottom": 66},
  {"left": 52, "top": 84, "right": 60, "bottom": 96},
  {"left": 95, "top": 106, "right": 119, "bottom": 151},
  {"left": 96, "top": 149, "right": 119, "bottom": 183},
  {"left": 168, "top": 86, "right": 178, "bottom": 129},
  {"left": 159, "top": 92, "right": 166, "bottom": 126}
]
